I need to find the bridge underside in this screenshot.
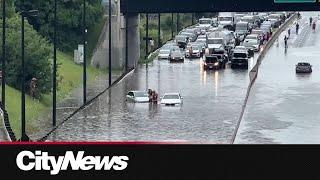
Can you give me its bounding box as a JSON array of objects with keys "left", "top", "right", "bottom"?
[{"left": 121, "top": 0, "right": 320, "bottom": 14}]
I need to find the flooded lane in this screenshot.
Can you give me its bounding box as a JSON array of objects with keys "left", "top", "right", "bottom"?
[
  {"left": 47, "top": 55, "right": 257, "bottom": 143},
  {"left": 235, "top": 12, "right": 320, "bottom": 144}
]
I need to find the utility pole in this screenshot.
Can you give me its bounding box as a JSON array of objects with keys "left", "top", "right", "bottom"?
[
  {"left": 108, "top": 0, "right": 112, "bottom": 86},
  {"left": 2, "top": 0, "right": 6, "bottom": 109},
  {"left": 83, "top": 0, "right": 87, "bottom": 104},
  {"left": 53, "top": 0, "right": 57, "bottom": 126}
]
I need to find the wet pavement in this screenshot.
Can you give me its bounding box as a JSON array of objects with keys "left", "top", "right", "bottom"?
[
  {"left": 235, "top": 12, "right": 320, "bottom": 144},
  {"left": 46, "top": 54, "right": 258, "bottom": 142}
]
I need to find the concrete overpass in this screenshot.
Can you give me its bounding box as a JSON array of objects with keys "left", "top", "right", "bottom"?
[{"left": 120, "top": 0, "right": 320, "bottom": 13}]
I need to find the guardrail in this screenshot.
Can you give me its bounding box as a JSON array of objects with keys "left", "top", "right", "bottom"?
[
  {"left": 230, "top": 13, "right": 298, "bottom": 144},
  {"left": 0, "top": 102, "right": 17, "bottom": 142}
]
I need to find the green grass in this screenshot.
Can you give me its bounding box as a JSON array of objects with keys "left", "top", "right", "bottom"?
[
  {"left": 6, "top": 85, "right": 48, "bottom": 139},
  {"left": 7, "top": 51, "right": 106, "bottom": 138}
]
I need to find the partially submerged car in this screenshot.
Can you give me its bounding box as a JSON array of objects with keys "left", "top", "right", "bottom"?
[
  {"left": 126, "top": 91, "right": 149, "bottom": 103},
  {"left": 296, "top": 62, "right": 312, "bottom": 73},
  {"left": 160, "top": 93, "right": 183, "bottom": 106}
]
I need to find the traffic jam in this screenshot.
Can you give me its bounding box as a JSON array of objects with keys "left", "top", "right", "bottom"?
[{"left": 158, "top": 12, "right": 293, "bottom": 70}]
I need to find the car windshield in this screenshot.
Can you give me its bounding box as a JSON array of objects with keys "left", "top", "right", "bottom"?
[
  {"left": 243, "top": 41, "right": 256, "bottom": 46},
  {"left": 171, "top": 51, "right": 182, "bottom": 56},
  {"left": 208, "top": 38, "right": 223, "bottom": 44},
  {"left": 236, "top": 24, "right": 248, "bottom": 31},
  {"left": 176, "top": 36, "right": 187, "bottom": 41},
  {"left": 134, "top": 92, "right": 148, "bottom": 97},
  {"left": 199, "top": 19, "right": 212, "bottom": 24},
  {"left": 160, "top": 50, "right": 170, "bottom": 54},
  {"left": 219, "top": 17, "right": 232, "bottom": 21},
  {"left": 252, "top": 30, "right": 262, "bottom": 35},
  {"left": 235, "top": 47, "right": 246, "bottom": 51},
  {"left": 233, "top": 53, "right": 247, "bottom": 58},
  {"left": 189, "top": 45, "right": 201, "bottom": 50},
  {"left": 163, "top": 95, "right": 180, "bottom": 99},
  {"left": 246, "top": 35, "right": 257, "bottom": 39},
  {"left": 205, "top": 57, "right": 218, "bottom": 63},
  {"left": 298, "top": 63, "right": 310, "bottom": 66},
  {"left": 241, "top": 17, "right": 253, "bottom": 23}
]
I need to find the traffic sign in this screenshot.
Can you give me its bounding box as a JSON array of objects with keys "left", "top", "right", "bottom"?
[{"left": 274, "top": 0, "right": 316, "bottom": 3}]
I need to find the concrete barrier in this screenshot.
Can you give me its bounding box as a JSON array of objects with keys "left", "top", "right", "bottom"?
[{"left": 230, "top": 13, "right": 298, "bottom": 144}]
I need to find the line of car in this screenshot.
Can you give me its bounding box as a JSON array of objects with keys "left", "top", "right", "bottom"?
[{"left": 135, "top": 11, "right": 294, "bottom": 106}]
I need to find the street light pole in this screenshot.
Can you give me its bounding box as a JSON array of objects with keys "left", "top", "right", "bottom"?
[
  {"left": 108, "top": 0, "right": 112, "bottom": 86},
  {"left": 21, "top": 14, "right": 28, "bottom": 141},
  {"left": 52, "top": 0, "right": 57, "bottom": 127},
  {"left": 158, "top": 13, "right": 161, "bottom": 48},
  {"left": 171, "top": 13, "right": 174, "bottom": 39},
  {"left": 2, "top": 0, "right": 6, "bottom": 109},
  {"left": 20, "top": 8, "right": 38, "bottom": 142},
  {"left": 83, "top": 0, "right": 87, "bottom": 104}
]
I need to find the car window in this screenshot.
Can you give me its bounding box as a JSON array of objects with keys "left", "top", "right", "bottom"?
[
  {"left": 134, "top": 92, "right": 148, "bottom": 97},
  {"left": 127, "top": 92, "right": 134, "bottom": 97},
  {"left": 163, "top": 95, "right": 180, "bottom": 99}
]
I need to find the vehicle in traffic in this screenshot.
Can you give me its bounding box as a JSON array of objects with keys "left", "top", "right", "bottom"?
[
  {"left": 185, "top": 43, "right": 202, "bottom": 58},
  {"left": 198, "top": 18, "right": 213, "bottom": 30},
  {"left": 126, "top": 91, "right": 149, "bottom": 103},
  {"left": 169, "top": 50, "right": 185, "bottom": 62},
  {"left": 203, "top": 55, "right": 226, "bottom": 70},
  {"left": 218, "top": 12, "right": 235, "bottom": 31},
  {"left": 241, "top": 15, "right": 256, "bottom": 29},
  {"left": 160, "top": 93, "right": 183, "bottom": 106},
  {"left": 245, "top": 34, "right": 263, "bottom": 45},
  {"left": 158, "top": 49, "right": 171, "bottom": 60},
  {"left": 243, "top": 39, "right": 260, "bottom": 52},
  {"left": 251, "top": 29, "right": 264, "bottom": 44},
  {"left": 179, "top": 31, "right": 197, "bottom": 42},
  {"left": 268, "top": 18, "right": 280, "bottom": 28},
  {"left": 231, "top": 49, "right": 249, "bottom": 69},
  {"left": 175, "top": 35, "right": 189, "bottom": 49},
  {"left": 296, "top": 62, "right": 312, "bottom": 73},
  {"left": 235, "top": 21, "right": 250, "bottom": 41},
  {"left": 234, "top": 45, "right": 254, "bottom": 58}
]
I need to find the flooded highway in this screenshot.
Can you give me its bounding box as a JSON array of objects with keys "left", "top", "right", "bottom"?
[
  {"left": 235, "top": 12, "right": 320, "bottom": 144},
  {"left": 46, "top": 55, "right": 257, "bottom": 143}
]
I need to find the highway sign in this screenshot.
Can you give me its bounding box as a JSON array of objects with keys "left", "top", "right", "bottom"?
[{"left": 274, "top": 0, "right": 316, "bottom": 3}]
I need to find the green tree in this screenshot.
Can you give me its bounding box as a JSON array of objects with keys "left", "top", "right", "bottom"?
[
  {"left": 0, "top": 15, "right": 52, "bottom": 96},
  {"left": 15, "top": 0, "right": 104, "bottom": 53}
]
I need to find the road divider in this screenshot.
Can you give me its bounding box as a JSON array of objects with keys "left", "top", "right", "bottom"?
[{"left": 230, "top": 13, "right": 298, "bottom": 144}]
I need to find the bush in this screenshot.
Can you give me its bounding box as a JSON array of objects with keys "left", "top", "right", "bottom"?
[{"left": 1, "top": 16, "right": 52, "bottom": 96}]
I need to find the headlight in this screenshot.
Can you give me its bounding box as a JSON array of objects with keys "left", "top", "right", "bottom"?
[{"left": 214, "top": 62, "right": 219, "bottom": 66}]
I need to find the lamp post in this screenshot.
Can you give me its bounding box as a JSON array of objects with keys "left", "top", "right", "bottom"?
[
  {"left": 53, "top": 0, "right": 57, "bottom": 127},
  {"left": 20, "top": 9, "right": 38, "bottom": 142},
  {"left": 2, "top": 0, "right": 6, "bottom": 109},
  {"left": 108, "top": 0, "right": 112, "bottom": 86},
  {"left": 83, "top": 0, "right": 87, "bottom": 104}
]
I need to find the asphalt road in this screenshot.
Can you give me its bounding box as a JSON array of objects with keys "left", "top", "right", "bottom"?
[
  {"left": 45, "top": 53, "right": 258, "bottom": 142},
  {"left": 235, "top": 12, "right": 320, "bottom": 144}
]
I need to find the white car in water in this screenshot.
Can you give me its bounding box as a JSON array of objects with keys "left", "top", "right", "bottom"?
[
  {"left": 160, "top": 93, "right": 183, "bottom": 106},
  {"left": 126, "top": 91, "right": 149, "bottom": 103}
]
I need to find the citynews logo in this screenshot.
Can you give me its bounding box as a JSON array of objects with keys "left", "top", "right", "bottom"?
[{"left": 16, "top": 151, "right": 129, "bottom": 175}]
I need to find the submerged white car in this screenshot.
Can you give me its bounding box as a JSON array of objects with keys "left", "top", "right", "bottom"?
[
  {"left": 160, "top": 93, "right": 183, "bottom": 106},
  {"left": 126, "top": 91, "right": 149, "bottom": 103}
]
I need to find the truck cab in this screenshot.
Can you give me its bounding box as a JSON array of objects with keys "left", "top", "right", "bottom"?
[
  {"left": 235, "top": 21, "right": 250, "bottom": 41},
  {"left": 218, "top": 12, "right": 235, "bottom": 31}
]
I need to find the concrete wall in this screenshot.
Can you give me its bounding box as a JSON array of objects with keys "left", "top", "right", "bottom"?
[{"left": 91, "top": 0, "right": 140, "bottom": 70}]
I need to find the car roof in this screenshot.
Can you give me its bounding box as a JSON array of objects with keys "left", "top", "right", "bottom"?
[
  {"left": 129, "top": 91, "right": 147, "bottom": 93},
  {"left": 163, "top": 93, "right": 180, "bottom": 96}
]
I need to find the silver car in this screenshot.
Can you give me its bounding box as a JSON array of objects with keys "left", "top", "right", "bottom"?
[
  {"left": 126, "top": 91, "right": 149, "bottom": 103},
  {"left": 158, "top": 49, "right": 171, "bottom": 60}
]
